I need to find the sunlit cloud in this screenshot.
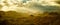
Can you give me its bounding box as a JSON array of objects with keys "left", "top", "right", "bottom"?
[{"left": 0, "top": 0, "right": 60, "bottom": 13}]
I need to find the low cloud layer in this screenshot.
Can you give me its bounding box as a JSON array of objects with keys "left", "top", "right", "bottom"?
[{"left": 0, "top": 0, "right": 60, "bottom": 13}]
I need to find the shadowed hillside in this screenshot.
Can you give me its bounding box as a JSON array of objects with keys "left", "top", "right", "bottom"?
[{"left": 0, "top": 11, "right": 60, "bottom": 25}]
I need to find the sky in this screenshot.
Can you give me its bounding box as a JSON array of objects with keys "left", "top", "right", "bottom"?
[{"left": 0, "top": 0, "right": 60, "bottom": 13}]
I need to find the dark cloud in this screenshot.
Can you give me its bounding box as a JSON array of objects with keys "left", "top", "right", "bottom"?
[
  {"left": 55, "top": 1, "right": 60, "bottom": 4},
  {"left": 22, "top": 0, "right": 30, "bottom": 3},
  {"left": 25, "top": 1, "right": 60, "bottom": 12}
]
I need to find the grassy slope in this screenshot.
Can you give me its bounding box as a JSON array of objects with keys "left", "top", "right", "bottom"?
[{"left": 0, "top": 11, "right": 60, "bottom": 25}]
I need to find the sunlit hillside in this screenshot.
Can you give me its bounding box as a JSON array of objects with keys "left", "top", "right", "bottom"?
[{"left": 0, "top": 11, "right": 60, "bottom": 25}]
